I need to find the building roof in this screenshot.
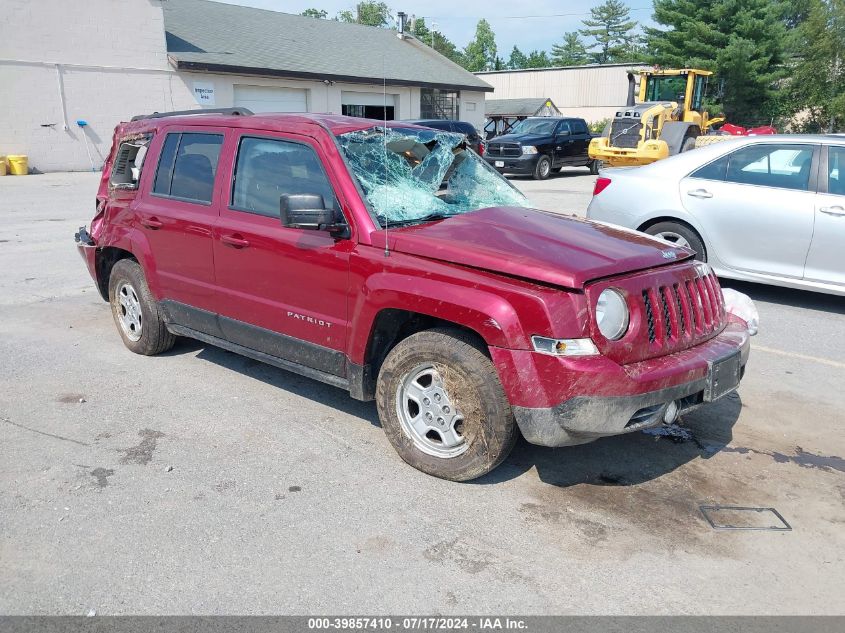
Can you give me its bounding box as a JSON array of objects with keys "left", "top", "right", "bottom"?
[
  {"left": 163, "top": 0, "right": 493, "bottom": 92},
  {"left": 485, "top": 98, "right": 560, "bottom": 117},
  {"left": 475, "top": 62, "right": 649, "bottom": 75}
]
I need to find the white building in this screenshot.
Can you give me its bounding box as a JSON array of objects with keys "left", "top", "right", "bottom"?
[
  {"left": 0, "top": 0, "right": 491, "bottom": 172},
  {"left": 476, "top": 63, "right": 650, "bottom": 126}
]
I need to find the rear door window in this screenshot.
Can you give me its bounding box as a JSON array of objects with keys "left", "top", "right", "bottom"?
[
  {"left": 691, "top": 154, "right": 730, "bottom": 181},
  {"left": 231, "top": 136, "right": 339, "bottom": 219},
  {"left": 152, "top": 132, "right": 224, "bottom": 204},
  {"left": 571, "top": 120, "right": 588, "bottom": 135},
  {"left": 723, "top": 144, "right": 815, "bottom": 192}
]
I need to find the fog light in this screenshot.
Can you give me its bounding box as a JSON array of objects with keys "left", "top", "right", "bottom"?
[{"left": 531, "top": 336, "right": 599, "bottom": 357}]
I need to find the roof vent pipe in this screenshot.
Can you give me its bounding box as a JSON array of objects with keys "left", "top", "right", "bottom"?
[
  {"left": 397, "top": 11, "right": 407, "bottom": 38},
  {"left": 626, "top": 72, "right": 636, "bottom": 107}
]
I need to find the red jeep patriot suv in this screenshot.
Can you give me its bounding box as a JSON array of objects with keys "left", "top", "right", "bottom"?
[{"left": 75, "top": 109, "right": 751, "bottom": 481}]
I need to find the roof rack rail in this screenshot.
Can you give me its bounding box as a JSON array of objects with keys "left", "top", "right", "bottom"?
[{"left": 130, "top": 108, "right": 253, "bottom": 122}]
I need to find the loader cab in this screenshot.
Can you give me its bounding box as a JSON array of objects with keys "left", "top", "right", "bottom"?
[{"left": 639, "top": 69, "right": 711, "bottom": 121}]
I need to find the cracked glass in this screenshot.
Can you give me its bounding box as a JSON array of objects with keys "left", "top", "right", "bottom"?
[{"left": 336, "top": 126, "right": 528, "bottom": 227}]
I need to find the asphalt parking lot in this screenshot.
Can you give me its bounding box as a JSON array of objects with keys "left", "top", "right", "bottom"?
[{"left": 1, "top": 170, "right": 844, "bottom": 615}]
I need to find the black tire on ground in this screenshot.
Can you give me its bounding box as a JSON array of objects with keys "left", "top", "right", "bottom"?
[
  {"left": 376, "top": 328, "right": 518, "bottom": 482},
  {"left": 533, "top": 155, "right": 552, "bottom": 180},
  {"left": 589, "top": 159, "right": 602, "bottom": 175},
  {"left": 108, "top": 259, "right": 176, "bottom": 355},
  {"left": 644, "top": 221, "right": 707, "bottom": 262},
  {"left": 680, "top": 136, "right": 697, "bottom": 153}
]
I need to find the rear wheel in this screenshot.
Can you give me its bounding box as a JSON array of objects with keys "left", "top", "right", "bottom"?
[
  {"left": 533, "top": 155, "right": 551, "bottom": 180},
  {"left": 108, "top": 259, "right": 175, "bottom": 355},
  {"left": 644, "top": 221, "right": 707, "bottom": 262},
  {"left": 376, "top": 328, "right": 518, "bottom": 481},
  {"left": 589, "top": 159, "right": 602, "bottom": 175}
]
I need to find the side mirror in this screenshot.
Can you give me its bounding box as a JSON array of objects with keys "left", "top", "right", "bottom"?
[
  {"left": 557, "top": 129, "right": 571, "bottom": 137},
  {"left": 280, "top": 193, "right": 348, "bottom": 237}
]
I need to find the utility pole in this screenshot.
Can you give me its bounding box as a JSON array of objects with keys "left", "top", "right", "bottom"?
[{"left": 431, "top": 21, "right": 437, "bottom": 51}]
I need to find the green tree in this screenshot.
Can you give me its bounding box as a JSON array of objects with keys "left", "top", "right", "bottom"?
[
  {"left": 580, "top": 0, "right": 638, "bottom": 63},
  {"left": 336, "top": 2, "right": 391, "bottom": 27},
  {"left": 507, "top": 46, "right": 529, "bottom": 69},
  {"left": 410, "top": 17, "right": 464, "bottom": 66},
  {"left": 525, "top": 50, "right": 552, "bottom": 68},
  {"left": 787, "top": 0, "right": 845, "bottom": 132},
  {"left": 551, "top": 32, "right": 589, "bottom": 66},
  {"left": 463, "top": 19, "right": 498, "bottom": 71},
  {"left": 646, "top": 0, "right": 787, "bottom": 125},
  {"left": 301, "top": 8, "right": 328, "bottom": 19}
]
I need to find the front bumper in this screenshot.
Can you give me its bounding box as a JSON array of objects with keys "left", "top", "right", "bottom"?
[
  {"left": 493, "top": 320, "right": 750, "bottom": 447},
  {"left": 588, "top": 137, "right": 669, "bottom": 167},
  {"left": 484, "top": 153, "right": 539, "bottom": 174}
]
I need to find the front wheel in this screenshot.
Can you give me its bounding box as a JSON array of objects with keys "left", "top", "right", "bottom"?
[
  {"left": 644, "top": 221, "right": 707, "bottom": 261},
  {"left": 680, "top": 136, "right": 697, "bottom": 153},
  {"left": 589, "top": 159, "right": 602, "bottom": 175},
  {"left": 376, "top": 328, "right": 518, "bottom": 481},
  {"left": 533, "top": 155, "right": 551, "bottom": 180}
]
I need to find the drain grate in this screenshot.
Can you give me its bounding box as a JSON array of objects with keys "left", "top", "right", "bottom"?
[{"left": 700, "top": 505, "right": 792, "bottom": 531}]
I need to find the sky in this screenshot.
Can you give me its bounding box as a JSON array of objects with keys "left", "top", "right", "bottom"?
[{"left": 215, "top": 0, "right": 656, "bottom": 58}]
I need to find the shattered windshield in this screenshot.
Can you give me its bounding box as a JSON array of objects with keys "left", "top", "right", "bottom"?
[
  {"left": 336, "top": 126, "right": 529, "bottom": 226},
  {"left": 510, "top": 119, "right": 558, "bottom": 135}
]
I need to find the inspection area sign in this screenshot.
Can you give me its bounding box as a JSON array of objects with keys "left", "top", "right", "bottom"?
[{"left": 192, "top": 81, "right": 215, "bottom": 106}]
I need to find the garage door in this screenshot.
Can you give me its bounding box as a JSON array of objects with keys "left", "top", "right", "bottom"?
[{"left": 233, "top": 85, "right": 308, "bottom": 113}]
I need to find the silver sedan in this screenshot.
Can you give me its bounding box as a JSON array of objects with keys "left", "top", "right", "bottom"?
[{"left": 586, "top": 135, "right": 845, "bottom": 296}]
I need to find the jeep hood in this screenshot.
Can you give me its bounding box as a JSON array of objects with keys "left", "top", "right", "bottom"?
[{"left": 385, "top": 207, "right": 692, "bottom": 289}]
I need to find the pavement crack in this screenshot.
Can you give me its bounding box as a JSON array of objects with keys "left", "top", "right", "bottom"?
[{"left": 2, "top": 416, "right": 90, "bottom": 447}]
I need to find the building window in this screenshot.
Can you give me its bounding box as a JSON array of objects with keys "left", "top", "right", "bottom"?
[
  {"left": 420, "top": 88, "right": 459, "bottom": 120},
  {"left": 341, "top": 104, "right": 395, "bottom": 120}
]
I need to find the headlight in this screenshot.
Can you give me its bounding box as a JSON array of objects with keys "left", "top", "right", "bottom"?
[
  {"left": 522, "top": 146, "right": 538, "bottom": 155},
  {"left": 595, "top": 288, "right": 629, "bottom": 340}
]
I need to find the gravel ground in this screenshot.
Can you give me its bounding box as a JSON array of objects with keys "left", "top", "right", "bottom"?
[{"left": 0, "top": 171, "right": 843, "bottom": 615}]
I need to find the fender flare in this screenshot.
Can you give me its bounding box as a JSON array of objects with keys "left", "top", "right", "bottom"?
[
  {"left": 347, "top": 272, "right": 530, "bottom": 365},
  {"left": 98, "top": 226, "right": 163, "bottom": 298}
]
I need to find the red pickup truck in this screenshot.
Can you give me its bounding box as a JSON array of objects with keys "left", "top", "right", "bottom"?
[{"left": 76, "top": 109, "right": 751, "bottom": 481}]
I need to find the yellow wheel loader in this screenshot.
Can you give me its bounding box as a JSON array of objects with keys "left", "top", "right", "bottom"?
[{"left": 589, "top": 68, "right": 725, "bottom": 168}]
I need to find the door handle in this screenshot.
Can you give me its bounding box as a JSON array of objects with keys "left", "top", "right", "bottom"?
[
  {"left": 140, "top": 216, "right": 163, "bottom": 230},
  {"left": 221, "top": 234, "right": 250, "bottom": 249},
  {"left": 687, "top": 189, "right": 713, "bottom": 199},
  {"left": 820, "top": 205, "right": 845, "bottom": 216}
]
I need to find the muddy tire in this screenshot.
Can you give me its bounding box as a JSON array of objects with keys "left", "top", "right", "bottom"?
[
  {"left": 644, "top": 221, "right": 707, "bottom": 262},
  {"left": 108, "top": 259, "right": 175, "bottom": 355},
  {"left": 680, "top": 136, "right": 697, "bottom": 153},
  {"left": 533, "top": 155, "right": 551, "bottom": 180},
  {"left": 376, "top": 328, "right": 518, "bottom": 482}
]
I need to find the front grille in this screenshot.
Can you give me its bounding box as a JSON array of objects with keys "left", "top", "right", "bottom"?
[
  {"left": 641, "top": 271, "right": 725, "bottom": 345},
  {"left": 609, "top": 119, "right": 642, "bottom": 149},
  {"left": 486, "top": 142, "right": 521, "bottom": 158}
]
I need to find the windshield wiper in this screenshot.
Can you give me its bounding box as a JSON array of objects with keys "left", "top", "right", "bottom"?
[{"left": 381, "top": 212, "right": 455, "bottom": 227}]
